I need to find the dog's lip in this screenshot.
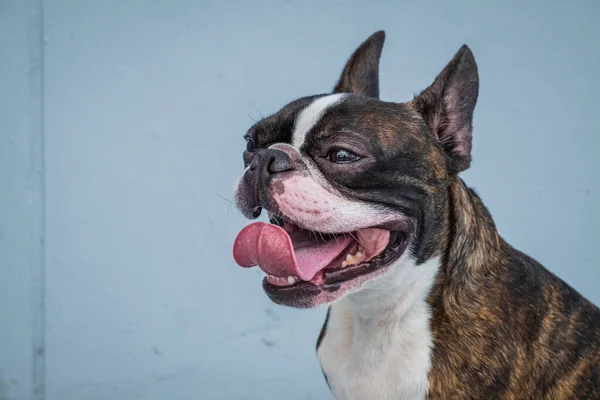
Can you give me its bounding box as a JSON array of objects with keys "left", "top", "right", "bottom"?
[
  {"left": 262, "top": 279, "right": 322, "bottom": 300},
  {"left": 269, "top": 212, "right": 410, "bottom": 235},
  {"left": 371, "top": 220, "right": 411, "bottom": 233}
]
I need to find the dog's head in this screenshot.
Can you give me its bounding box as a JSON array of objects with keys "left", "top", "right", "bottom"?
[{"left": 232, "top": 31, "right": 479, "bottom": 308}]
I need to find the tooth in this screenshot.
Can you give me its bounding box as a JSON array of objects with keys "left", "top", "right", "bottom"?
[
  {"left": 287, "top": 276, "right": 295, "bottom": 285},
  {"left": 345, "top": 252, "right": 361, "bottom": 265},
  {"left": 342, "top": 261, "right": 347, "bottom": 268}
]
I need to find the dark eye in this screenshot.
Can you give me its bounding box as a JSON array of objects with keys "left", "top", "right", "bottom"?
[
  {"left": 245, "top": 137, "right": 256, "bottom": 152},
  {"left": 327, "top": 149, "right": 361, "bottom": 164}
]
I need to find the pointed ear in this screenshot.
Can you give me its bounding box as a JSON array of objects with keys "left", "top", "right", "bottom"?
[
  {"left": 333, "top": 31, "right": 386, "bottom": 98},
  {"left": 412, "top": 45, "right": 479, "bottom": 174}
]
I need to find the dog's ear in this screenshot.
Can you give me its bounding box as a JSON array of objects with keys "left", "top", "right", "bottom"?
[
  {"left": 333, "top": 31, "right": 386, "bottom": 99},
  {"left": 412, "top": 45, "right": 479, "bottom": 174}
]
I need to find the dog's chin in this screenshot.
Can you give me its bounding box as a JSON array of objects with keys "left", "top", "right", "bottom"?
[{"left": 260, "top": 216, "right": 412, "bottom": 309}]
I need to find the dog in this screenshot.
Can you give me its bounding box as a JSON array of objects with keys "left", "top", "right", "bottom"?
[{"left": 231, "top": 31, "right": 600, "bottom": 399}]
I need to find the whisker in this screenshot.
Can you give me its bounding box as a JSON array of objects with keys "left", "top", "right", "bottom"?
[
  {"left": 249, "top": 99, "right": 264, "bottom": 119},
  {"left": 215, "top": 192, "right": 234, "bottom": 205},
  {"left": 310, "top": 201, "right": 365, "bottom": 248},
  {"left": 318, "top": 230, "right": 326, "bottom": 243}
]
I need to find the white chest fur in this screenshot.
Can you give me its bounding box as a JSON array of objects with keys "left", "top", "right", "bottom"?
[{"left": 317, "top": 258, "right": 439, "bottom": 400}]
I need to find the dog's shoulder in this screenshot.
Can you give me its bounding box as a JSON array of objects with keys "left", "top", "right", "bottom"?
[{"left": 427, "top": 242, "right": 600, "bottom": 399}]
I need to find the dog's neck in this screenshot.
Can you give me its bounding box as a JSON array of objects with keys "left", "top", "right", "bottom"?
[
  {"left": 444, "top": 177, "right": 502, "bottom": 279},
  {"left": 323, "top": 255, "right": 439, "bottom": 399}
]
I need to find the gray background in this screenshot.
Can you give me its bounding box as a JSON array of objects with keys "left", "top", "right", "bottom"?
[{"left": 1, "top": 0, "right": 599, "bottom": 399}]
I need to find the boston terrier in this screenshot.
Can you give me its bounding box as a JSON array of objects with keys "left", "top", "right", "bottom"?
[{"left": 232, "top": 31, "right": 600, "bottom": 399}]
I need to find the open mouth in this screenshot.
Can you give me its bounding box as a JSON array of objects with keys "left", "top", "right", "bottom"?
[{"left": 233, "top": 215, "right": 410, "bottom": 303}]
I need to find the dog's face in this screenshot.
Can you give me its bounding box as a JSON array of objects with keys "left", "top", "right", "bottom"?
[{"left": 233, "top": 31, "right": 479, "bottom": 308}]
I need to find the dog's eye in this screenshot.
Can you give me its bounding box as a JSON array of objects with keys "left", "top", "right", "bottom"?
[
  {"left": 327, "top": 149, "right": 361, "bottom": 164},
  {"left": 245, "top": 136, "right": 256, "bottom": 152}
]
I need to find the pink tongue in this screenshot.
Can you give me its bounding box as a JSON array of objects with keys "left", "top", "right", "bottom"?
[{"left": 233, "top": 222, "right": 353, "bottom": 281}]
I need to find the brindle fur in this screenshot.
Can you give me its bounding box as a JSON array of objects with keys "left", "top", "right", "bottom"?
[{"left": 425, "top": 178, "right": 600, "bottom": 399}]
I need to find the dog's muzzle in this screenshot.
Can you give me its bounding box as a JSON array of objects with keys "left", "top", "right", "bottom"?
[{"left": 237, "top": 148, "right": 295, "bottom": 218}]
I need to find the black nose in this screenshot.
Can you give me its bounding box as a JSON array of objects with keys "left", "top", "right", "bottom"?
[
  {"left": 240, "top": 148, "right": 295, "bottom": 219},
  {"left": 249, "top": 148, "right": 294, "bottom": 175}
]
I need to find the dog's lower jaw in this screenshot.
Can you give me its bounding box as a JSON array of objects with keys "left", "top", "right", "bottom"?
[{"left": 317, "top": 255, "right": 440, "bottom": 400}]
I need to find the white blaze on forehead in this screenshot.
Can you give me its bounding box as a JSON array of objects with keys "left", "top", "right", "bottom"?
[{"left": 292, "top": 93, "right": 346, "bottom": 149}]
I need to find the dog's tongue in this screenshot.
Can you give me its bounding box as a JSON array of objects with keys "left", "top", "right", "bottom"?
[
  {"left": 233, "top": 222, "right": 353, "bottom": 281},
  {"left": 233, "top": 222, "right": 392, "bottom": 282}
]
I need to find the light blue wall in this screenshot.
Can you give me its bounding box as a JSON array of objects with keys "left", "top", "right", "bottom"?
[{"left": 1, "top": 1, "right": 599, "bottom": 399}]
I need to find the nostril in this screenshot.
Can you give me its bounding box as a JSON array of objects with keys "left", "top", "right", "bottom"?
[
  {"left": 268, "top": 155, "right": 293, "bottom": 174},
  {"left": 251, "top": 207, "right": 262, "bottom": 218},
  {"left": 249, "top": 156, "right": 259, "bottom": 171}
]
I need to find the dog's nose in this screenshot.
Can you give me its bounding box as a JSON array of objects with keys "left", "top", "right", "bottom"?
[
  {"left": 239, "top": 148, "right": 295, "bottom": 219},
  {"left": 249, "top": 149, "right": 294, "bottom": 175}
]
